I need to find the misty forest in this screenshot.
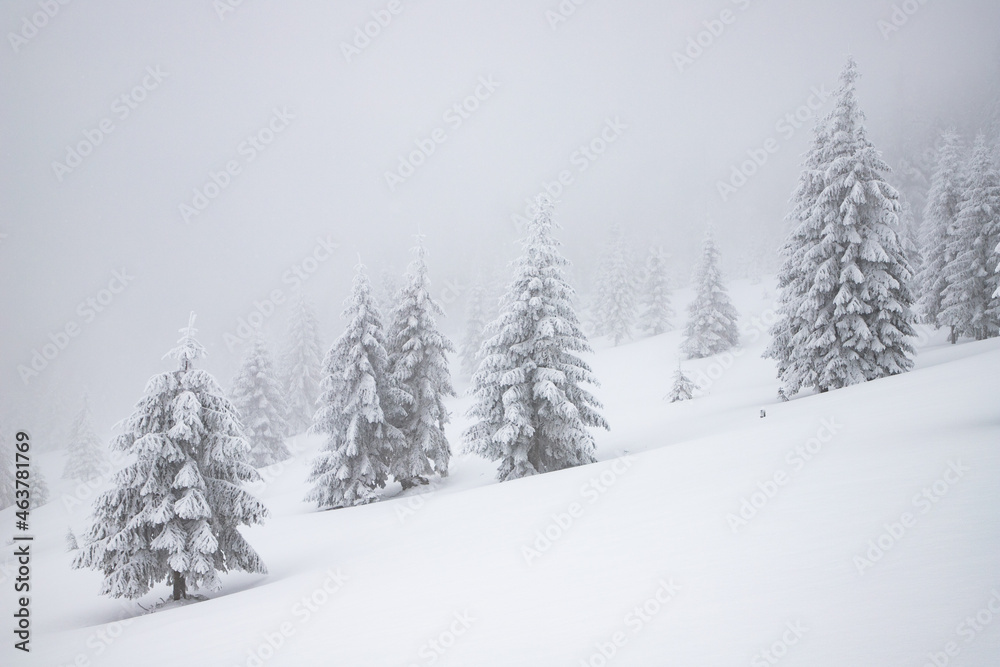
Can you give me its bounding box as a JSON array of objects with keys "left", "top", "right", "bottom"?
[{"left": 2, "top": 2, "right": 1000, "bottom": 666}]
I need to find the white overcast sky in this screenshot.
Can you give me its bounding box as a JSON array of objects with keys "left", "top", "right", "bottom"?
[{"left": 2, "top": 0, "right": 999, "bottom": 433}]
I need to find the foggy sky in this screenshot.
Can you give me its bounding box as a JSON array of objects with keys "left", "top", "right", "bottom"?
[{"left": 2, "top": 0, "right": 999, "bottom": 436}]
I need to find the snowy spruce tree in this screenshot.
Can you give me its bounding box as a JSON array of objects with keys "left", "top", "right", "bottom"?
[
  {"left": 62, "top": 394, "right": 110, "bottom": 482},
  {"left": 767, "top": 106, "right": 834, "bottom": 394},
  {"left": 280, "top": 291, "right": 324, "bottom": 435},
  {"left": 32, "top": 467, "right": 50, "bottom": 508},
  {"left": 306, "top": 264, "right": 406, "bottom": 508},
  {"left": 918, "top": 129, "right": 967, "bottom": 332},
  {"left": 231, "top": 333, "right": 291, "bottom": 467},
  {"left": 386, "top": 241, "right": 456, "bottom": 486},
  {"left": 464, "top": 195, "right": 608, "bottom": 482},
  {"left": 681, "top": 228, "right": 740, "bottom": 359},
  {"left": 940, "top": 134, "right": 1000, "bottom": 341},
  {"left": 638, "top": 245, "right": 675, "bottom": 335},
  {"left": 593, "top": 225, "right": 637, "bottom": 345},
  {"left": 765, "top": 58, "right": 916, "bottom": 396},
  {"left": 667, "top": 365, "right": 696, "bottom": 403},
  {"left": 459, "top": 277, "right": 490, "bottom": 378},
  {"left": 73, "top": 314, "right": 268, "bottom": 601}
]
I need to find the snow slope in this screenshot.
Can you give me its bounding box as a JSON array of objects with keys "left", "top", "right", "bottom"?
[{"left": 4, "top": 279, "right": 1000, "bottom": 666}]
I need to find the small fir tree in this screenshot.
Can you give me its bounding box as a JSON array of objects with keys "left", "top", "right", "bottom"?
[
  {"left": 682, "top": 228, "right": 740, "bottom": 359},
  {"left": 231, "top": 333, "right": 292, "bottom": 467}
]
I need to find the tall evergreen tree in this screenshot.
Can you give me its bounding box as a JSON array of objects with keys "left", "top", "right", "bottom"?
[
  {"left": 638, "top": 246, "right": 675, "bottom": 336},
  {"left": 306, "top": 265, "right": 406, "bottom": 508},
  {"left": 681, "top": 228, "right": 740, "bottom": 359},
  {"left": 918, "top": 130, "right": 966, "bottom": 332},
  {"left": 667, "top": 365, "right": 696, "bottom": 403},
  {"left": 593, "top": 225, "right": 637, "bottom": 345},
  {"left": 386, "top": 241, "right": 456, "bottom": 486},
  {"left": 940, "top": 134, "right": 1000, "bottom": 341},
  {"left": 73, "top": 314, "right": 268, "bottom": 601},
  {"left": 459, "top": 278, "right": 490, "bottom": 378},
  {"left": 62, "top": 394, "right": 110, "bottom": 482},
  {"left": 767, "top": 105, "right": 834, "bottom": 395},
  {"left": 280, "top": 291, "right": 324, "bottom": 436},
  {"left": 765, "top": 58, "right": 916, "bottom": 396},
  {"left": 464, "top": 196, "right": 608, "bottom": 482},
  {"left": 231, "top": 333, "right": 292, "bottom": 467}
]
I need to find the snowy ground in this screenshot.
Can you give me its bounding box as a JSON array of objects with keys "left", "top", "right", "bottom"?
[{"left": 4, "top": 278, "right": 1000, "bottom": 666}]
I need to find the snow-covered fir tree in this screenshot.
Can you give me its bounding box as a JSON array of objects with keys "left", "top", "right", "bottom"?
[
  {"left": 940, "top": 134, "right": 1000, "bottom": 341},
  {"left": 593, "top": 225, "right": 637, "bottom": 345},
  {"left": 305, "top": 264, "right": 406, "bottom": 508},
  {"left": 377, "top": 268, "right": 404, "bottom": 315},
  {"left": 386, "top": 240, "right": 456, "bottom": 487},
  {"left": 765, "top": 58, "right": 916, "bottom": 396},
  {"left": 766, "top": 104, "right": 834, "bottom": 394},
  {"left": 464, "top": 195, "right": 608, "bottom": 482},
  {"left": 280, "top": 291, "right": 324, "bottom": 436},
  {"left": 231, "top": 333, "right": 292, "bottom": 467},
  {"left": 459, "top": 277, "right": 490, "bottom": 378},
  {"left": 73, "top": 314, "right": 268, "bottom": 601},
  {"left": 667, "top": 365, "right": 696, "bottom": 403},
  {"left": 918, "top": 129, "right": 966, "bottom": 332},
  {"left": 66, "top": 528, "right": 79, "bottom": 552},
  {"left": 32, "top": 466, "right": 50, "bottom": 509},
  {"left": 62, "top": 394, "right": 110, "bottom": 482},
  {"left": 638, "top": 245, "right": 675, "bottom": 336},
  {"left": 681, "top": 228, "right": 740, "bottom": 359}
]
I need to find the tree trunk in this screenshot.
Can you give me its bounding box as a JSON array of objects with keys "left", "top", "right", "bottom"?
[{"left": 171, "top": 571, "right": 186, "bottom": 601}]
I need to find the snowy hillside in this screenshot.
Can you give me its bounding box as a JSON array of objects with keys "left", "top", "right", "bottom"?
[{"left": 5, "top": 279, "right": 1000, "bottom": 667}]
